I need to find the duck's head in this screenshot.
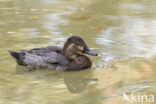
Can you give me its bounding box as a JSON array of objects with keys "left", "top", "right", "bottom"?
[{"left": 63, "top": 36, "right": 98, "bottom": 60}]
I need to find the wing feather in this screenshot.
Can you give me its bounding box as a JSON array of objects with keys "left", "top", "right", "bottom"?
[{"left": 23, "top": 46, "right": 69, "bottom": 67}]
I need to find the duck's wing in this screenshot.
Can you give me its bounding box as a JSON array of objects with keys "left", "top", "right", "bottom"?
[
  {"left": 43, "top": 52, "right": 69, "bottom": 66},
  {"left": 20, "top": 46, "right": 69, "bottom": 66},
  {"left": 20, "top": 46, "right": 62, "bottom": 55}
]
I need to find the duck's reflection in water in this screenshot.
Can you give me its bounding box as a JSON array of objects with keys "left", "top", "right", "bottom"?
[
  {"left": 12, "top": 66, "right": 98, "bottom": 93},
  {"left": 63, "top": 71, "right": 97, "bottom": 93}
]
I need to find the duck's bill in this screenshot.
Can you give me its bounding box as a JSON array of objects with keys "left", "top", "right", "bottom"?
[{"left": 83, "top": 46, "right": 98, "bottom": 56}]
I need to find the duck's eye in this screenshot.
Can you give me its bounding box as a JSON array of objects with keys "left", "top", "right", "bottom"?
[{"left": 75, "top": 43, "right": 79, "bottom": 45}]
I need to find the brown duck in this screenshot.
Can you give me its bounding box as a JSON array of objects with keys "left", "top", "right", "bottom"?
[{"left": 9, "top": 36, "right": 98, "bottom": 71}]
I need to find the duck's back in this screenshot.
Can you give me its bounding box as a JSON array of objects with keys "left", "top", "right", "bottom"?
[{"left": 9, "top": 46, "right": 69, "bottom": 70}]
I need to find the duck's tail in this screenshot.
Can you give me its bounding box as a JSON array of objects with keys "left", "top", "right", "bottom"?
[
  {"left": 9, "top": 50, "right": 20, "bottom": 60},
  {"left": 8, "top": 50, "right": 26, "bottom": 66}
]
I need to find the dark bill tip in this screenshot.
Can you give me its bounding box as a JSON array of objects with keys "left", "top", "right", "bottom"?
[{"left": 84, "top": 50, "right": 98, "bottom": 56}]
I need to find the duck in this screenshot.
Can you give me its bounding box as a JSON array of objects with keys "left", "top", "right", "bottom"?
[{"left": 9, "top": 36, "right": 98, "bottom": 71}]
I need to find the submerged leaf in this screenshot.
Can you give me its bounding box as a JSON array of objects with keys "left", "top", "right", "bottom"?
[
  {"left": 91, "top": 26, "right": 105, "bottom": 31},
  {"left": 28, "top": 16, "right": 40, "bottom": 20},
  {"left": 72, "top": 16, "right": 90, "bottom": 21}
]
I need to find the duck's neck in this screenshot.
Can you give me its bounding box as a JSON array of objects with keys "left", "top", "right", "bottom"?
[
  {"left": 62, "top": 40, "right": 70, "bottom": 56},
  {"left": 63, "top": 44, "right": 77, "bottom": 60},
  {"left": 63, "top": 51, "right": 77, "bottom": 60}
]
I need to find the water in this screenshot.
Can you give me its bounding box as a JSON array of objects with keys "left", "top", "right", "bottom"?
[{"left": 0, "top": 0, "right": 156, "bottom": 104}]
